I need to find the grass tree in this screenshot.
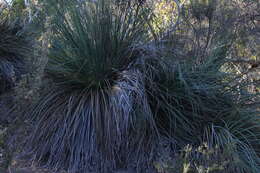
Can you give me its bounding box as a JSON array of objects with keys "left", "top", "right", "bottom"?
[
  {"left": 27, "top": 0, "right": 159, "bottom": 172},
  {"left": 26, "top": 0, "right": 260, "bottom": 172},
  {"left": 144, "top": 41, "right": 260, "bottom": 172}
]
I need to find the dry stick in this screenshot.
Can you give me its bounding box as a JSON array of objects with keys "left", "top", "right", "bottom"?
[{"left": 24, "top": 0, "right": 33, "bottom": 22}]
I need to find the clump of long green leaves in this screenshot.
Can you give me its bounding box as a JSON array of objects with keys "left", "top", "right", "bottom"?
[
  {"left": 143, "top": 42, "right": 260, "bottom": 172},
  {"left": 26, "top": 0, "right": 260, "bottom": 172},
  {"left": 27, "top": 0, "right": 158, "bottom": 172},
  {"left": 0, "top": 16, "right": 31, "bottom": 94},
  {"left": 47, "top": 0, "right": 153, "bottom": 88}
]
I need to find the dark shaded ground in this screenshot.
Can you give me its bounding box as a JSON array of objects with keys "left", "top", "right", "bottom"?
[{"left": 0, "top": 95, "right": 51, "bottom": 173}]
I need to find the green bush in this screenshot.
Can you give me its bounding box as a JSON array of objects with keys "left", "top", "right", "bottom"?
[
  {"left": 27, "top": 0, "right": 158, "bottom": 172},
  {"left": 25, "top": 0, "right": 260, "bottom": 173},
  {"left": 146, "top": 54, "right": 260, "bottom": 172},
  {"left": 0, "top": 17, "right": 31, "bottom": 94}
]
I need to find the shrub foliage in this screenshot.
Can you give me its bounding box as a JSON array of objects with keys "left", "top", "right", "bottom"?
[
  {"left": 25, "top": 0, "right": 260, "bottom": 173},
  {"left": 0, "top": 16, "right": 31, "bottom": 94}
]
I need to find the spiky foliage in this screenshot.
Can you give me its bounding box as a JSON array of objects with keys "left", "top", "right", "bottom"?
[
  {"left": 0, "top": 17, "right": 31, "bottom": 94},
  {"left": 144, "top": 42, "right": 260, "bottom": 172},
  {"left": 26, "top": 0, "right": 260, "bottom": 172},
  {"left": 141, "top": 1, "right": 260, "bottom": 171},
  {"left": 27, "top": 0, "right": 158, "bottom": 172}
]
